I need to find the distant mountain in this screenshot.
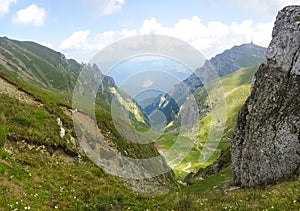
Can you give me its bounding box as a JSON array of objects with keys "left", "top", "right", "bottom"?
[
  {"left": 108, "top": 56, "right": 192, "bottom": 85},
  {"left": 184, "top": 43, "right": 267, "bottom": 92},
  {"left": 144, "top": 93, "right": 179, "bottom": 123},
  {"left": 147, "top": 43, "right": 267, "bottom": 123}
]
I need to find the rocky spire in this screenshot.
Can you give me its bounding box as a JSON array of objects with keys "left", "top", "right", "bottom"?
[{"left": 231, "top": 6, "right": 300, "bottom": 187}]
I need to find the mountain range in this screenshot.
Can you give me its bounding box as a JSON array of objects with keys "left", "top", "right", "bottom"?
[
  {"left": 0, "top": 36, "right": 267, "bottom": 180},
  {"left": 1, "top": 7, "right": 298, "bottom": 208},
  {"left": 143, "top": 43, "right": 267, "bottom": 123}
]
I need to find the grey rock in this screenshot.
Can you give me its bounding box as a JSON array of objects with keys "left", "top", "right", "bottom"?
[{"left": 232, "top": 6, "right": 300, "bottom": 187}]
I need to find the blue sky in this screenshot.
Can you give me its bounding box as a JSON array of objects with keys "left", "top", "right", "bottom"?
[{"left": 1, "top": 0, "right": 300, "bottom": 62}]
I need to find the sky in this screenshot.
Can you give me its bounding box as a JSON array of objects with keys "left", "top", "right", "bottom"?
[{"left": 1, "top": 0, "right": 300, "bottom": 62}]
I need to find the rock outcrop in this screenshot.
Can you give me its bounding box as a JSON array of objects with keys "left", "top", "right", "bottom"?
[{"left": 232, "top": 6, "right": 300, "bottom": 187}]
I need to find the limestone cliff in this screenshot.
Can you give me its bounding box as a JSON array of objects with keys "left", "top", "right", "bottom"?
[{"left": 232, "top": 6, "right": 300, "bottom": 187}]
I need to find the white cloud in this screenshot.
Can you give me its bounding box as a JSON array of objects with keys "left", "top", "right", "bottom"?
[
  {"left": 135, "top": 17, "right": 273, "bottom": 58},
  {"left": 60, "top": 28, "right": 138, "bottom": 52},
  {"left": 139, "top": 17, "right": 163, "bottom": 34},
  {"left": 59, "top": 16, "right": 274, "bottom": 62},
  {"left": 13, "top": 4, "right": 47, "bottom": 26},
  {"left": 0, "top": 0, "right": 16, "bottom": 17},
  {"left": 84, "top": 0, "right": 125, "bottom": 15},
  {"left": 233, "top": 0, "right": 300, "bottom": 16},
  {"left": 59, "top": 30, "right": 92, "bottom": 51},
  {"left": 121, "top": 28, "right": 138, "bottom": 37},
  {"left": 94, "top": 30, "right": 118, "bottom": 50},
  {"left": 94, "top": 28, "right": 138, "bottom": 49}
]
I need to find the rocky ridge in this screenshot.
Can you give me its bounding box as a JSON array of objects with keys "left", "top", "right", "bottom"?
[
  {"left": 232, "top": 6, "right": 300, "bottom": 187},
  {"left": 149, "top": 43, "right": 267, "bottom": 124},
  {"left": 186, "top": 43, "right": 267, "bottom": 92}
]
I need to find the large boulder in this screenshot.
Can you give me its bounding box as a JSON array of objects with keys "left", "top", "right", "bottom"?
[{"left": 231, "top": 6, "right": 300, "bottom": 187}]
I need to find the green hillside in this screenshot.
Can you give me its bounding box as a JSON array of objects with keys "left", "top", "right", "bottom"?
[
  {"left": 1, "top": 120, "right": 300, "bottom": 210},
  {"left": 0, "top": 37, "right": 80, "bottom": 91},
  {"left": 157, "top": 65, "right": 259, "bottom": 178},
  {"left": 0, "top": 77, "right": 174, "bottom": 209},
  {"left": 1, "top": 38, "right": 300, "bottom": 210},
  {"left": 0, "top": 37, "right": 176, "bottom": 199}
]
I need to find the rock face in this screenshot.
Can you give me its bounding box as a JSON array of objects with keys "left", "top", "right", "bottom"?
[{"left": 232, "top": 6, "right": 300, "bottom": 187}]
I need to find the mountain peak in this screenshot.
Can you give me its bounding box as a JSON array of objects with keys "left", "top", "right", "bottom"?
[{"left": 182, "top": 43, "right": 267, "bottom": 93}]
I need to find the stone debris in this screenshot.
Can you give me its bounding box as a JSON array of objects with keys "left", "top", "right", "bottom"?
[{"left": 57, "top": 118, "right": 65, "bottom": 138}]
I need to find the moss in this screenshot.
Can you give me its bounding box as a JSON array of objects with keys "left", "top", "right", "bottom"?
[{"left": 11, "top": 116, "right": 34, "bottom": 127}]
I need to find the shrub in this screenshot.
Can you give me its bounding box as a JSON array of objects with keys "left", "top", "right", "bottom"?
[
  {"left": 175, "top": 194, "right": 196, "bottom": 211},
  {"left": 34, "top": 109, "right": 49, "bottom": 120},
  {"left": 0, "top": 113, "right": 6, "bottom": 125},
  {"left": 11, "top": 116, "right": 34, "bottom": 127}
]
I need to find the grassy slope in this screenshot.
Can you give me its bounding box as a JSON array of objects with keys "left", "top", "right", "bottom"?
[
  {"left": 1, "top": 64, "right": 300, "bottom": 210},
  {"left": 1, "top": 38, "right": 299, "bottom": 209},
  {"left": 0, "top": 37, "right": 80, "bottom": 91},
  {"left": 1, "top": 139, "right": 300, "bottom": 210},
  {"left": 0, "top": 46, "right": 176, "bottom": 209},
  {"left": 0, "top": 87, "right": 167, "bottom": 209},
  {"left": 157, "top": 66, "right": 258, "bottom": 178},
  {"left": 0, "top": 37, "right": 165, "bottom": 165},
  {"left": 169, "top": 167, "right": 300, "bottom": 210}
]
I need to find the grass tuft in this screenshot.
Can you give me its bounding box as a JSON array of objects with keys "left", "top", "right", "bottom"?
[{"left": 0, "top": 125, "right": 6, "bottom": 147}]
